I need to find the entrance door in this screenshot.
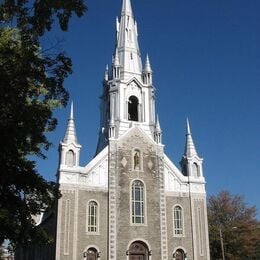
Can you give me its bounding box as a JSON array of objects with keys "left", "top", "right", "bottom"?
[
  {"left": 130, "top": 256, "right": 145, "bottom": 260},
  {"left": 174, "top": 249, "right": 185, "bottom": 260},
  {"left": 129, "top": 241, "right": 149, "bottom": 260},
  {"left": 86, "top": 248, "right": 97, "bottom": 260}
]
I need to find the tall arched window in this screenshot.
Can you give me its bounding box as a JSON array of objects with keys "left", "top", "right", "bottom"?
[
  {"left": 131, "top": 180, "right": 145, "bottom": 224},
  {"left": 65, "top": 150, "right": 75, "bottom": 166},
  {"left": 193, "top": 163, "right": 200, "bottom": 177},
  {"left": 128, "top": 96, "right": 139, "bottom": 121},
  {"left": 173, "top": 206, "right": 184, "bottom": 236},
  {"left": 87, "top": 201, "right": 98, "bottom": 233}
]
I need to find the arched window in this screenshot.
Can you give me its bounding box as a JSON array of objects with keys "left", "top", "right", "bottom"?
[
  {"left": 65, "top": 150, "right": 75, "bottom": 166},
  {"left": 173, "top": 249, "right": 186, "bottom": 260},
  {"left": 193, "top": 163, "right": 200, "bottom": 177},
  {"left": 173, "top": 206, "right": 184, "bottom": 236},
  {"left": 182, "top": 163, "right": 188, "bottom": 176},
  {"left": 131, "top": 180, "right": 145, "bottom": 224},
  {"left": 84, "top": 247, "right": 98, "bottom": 260},
  {"left": 87, "top": 201, "right": 98, "bottom": 233},
  {"left": 128, "top": 96, "right": 139, "bottom": 121}
]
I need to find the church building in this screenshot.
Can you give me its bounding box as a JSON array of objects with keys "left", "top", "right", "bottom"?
[{"left": 55, "top": 0, "right": 210, "bottom": 259}]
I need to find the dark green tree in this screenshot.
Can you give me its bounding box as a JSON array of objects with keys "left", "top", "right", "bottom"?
[
  {"left": 0, "top": 0, "right": 87, "bottom": 247},
  {"left": 208, "top": 191, "right": 260, "bottom": 260}
]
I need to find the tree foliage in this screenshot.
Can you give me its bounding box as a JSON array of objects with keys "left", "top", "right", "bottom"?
[
  {"left": 0, "top": 0, "right": 87, "bottom": 247},
  {"left": 208, "top": 191, "right": 260, "bottom": 260}
]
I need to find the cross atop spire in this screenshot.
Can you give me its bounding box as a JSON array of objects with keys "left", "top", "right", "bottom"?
[
  {"left": 184, "top": 118, "right": 198, "bottom": 157},
  {"left": 63, "top": 101, "right": 79, "bottom": 144}
]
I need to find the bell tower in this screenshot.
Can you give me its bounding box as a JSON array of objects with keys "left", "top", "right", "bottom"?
[{"left": 96, "top": 0, "right": 158, "bottom": 154}]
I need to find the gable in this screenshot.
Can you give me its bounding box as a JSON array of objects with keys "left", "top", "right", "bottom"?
[
  {"left": 163, "top": 154, "right": 189, "bottom": 193},
  {"left": 117, "top": 126, "right": 156, "bottom": 153},
  {"left": 80, "top": 146, "right": 108, "bottom": 188}
]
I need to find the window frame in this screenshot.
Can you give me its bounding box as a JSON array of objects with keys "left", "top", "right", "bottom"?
[
  {"left": 173, "top": 205, "right": 185, "bottom": 237},
  {"left": 65, "top": 149, "right": 75, "bottom": 167},
  {"left": 130, "top": 179, "right": 146, "bottom": 225},
  {"left": 86, "top": 200, "right": 99, "bottom": 235}
]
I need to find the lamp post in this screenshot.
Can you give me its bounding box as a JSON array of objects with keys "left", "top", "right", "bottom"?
[
  {"left": 219, "top": 226, "right": 237, "bottom": 260},
  {"left": 219, "top": 228, "right": 225, "bottom": 260}
]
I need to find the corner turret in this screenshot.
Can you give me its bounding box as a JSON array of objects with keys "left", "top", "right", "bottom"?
[
  {"left": 180, "top": 119, "right": 203, "bottom": 178},
  {"left": 59, "top": 102, "right": 81, "bottom": 167}
]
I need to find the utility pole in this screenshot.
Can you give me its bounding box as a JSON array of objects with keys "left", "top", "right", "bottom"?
[{"left": 219, "top": 228, "right": 225, "bottom": 260}]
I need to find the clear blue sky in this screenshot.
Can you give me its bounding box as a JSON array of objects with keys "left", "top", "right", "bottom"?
[{"left": 38, "top": 0, "right": 260, "bottom": 217}]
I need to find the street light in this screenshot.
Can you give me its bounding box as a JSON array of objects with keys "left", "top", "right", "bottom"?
[
  {"left": 219, "top": 228, "right": 225, "bottom": 260},
  {"left": 219, "top": 226, "right": 238, "bottom": 260}
]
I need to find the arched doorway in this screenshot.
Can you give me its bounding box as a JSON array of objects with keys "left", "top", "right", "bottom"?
[
  {"left": 84, "top": 247, "right": 98, "bottom": 260},
  {"left": 173, "top": 248, "right": 186, "bottom": 260},
  {"left": 128, "top": 96, "right": 139, "bottom": 121},
  {"left": 128, "top": 241, "right": 149, "bottom": 260}
]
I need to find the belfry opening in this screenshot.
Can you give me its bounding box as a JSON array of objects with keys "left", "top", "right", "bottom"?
[{"left": 128, "top": 96, "right": 139, "bottom": 121}]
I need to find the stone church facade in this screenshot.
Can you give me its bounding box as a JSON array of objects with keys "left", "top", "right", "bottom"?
[{"left": 55, "top": 0, "right": 210, "bottom": 259}]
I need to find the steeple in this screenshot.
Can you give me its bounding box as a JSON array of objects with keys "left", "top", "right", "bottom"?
[
  {"left": 96, "top": 0, "right": 157, "bottom": 153},
  {"left": 116, "top": 0, "right": 142, "bottom": 80},
  {"left": 184, "top": 118, "right": 197, "bottom": 157},
  {"left": 63, "top": 102, "right": 78, "bottom": 144},
  {"left": 60, "top": 102, "right": 81, "bottom": 167},
  {"left": 180, "top": 119, "right": 203, "bottom": 178}
]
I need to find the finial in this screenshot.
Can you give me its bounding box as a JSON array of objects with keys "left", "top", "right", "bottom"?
[
  {"left": 104, "top": 64, "right": 109, "bottom": 81},
  {"left": 186, "top": 117, "right": 191, "bottom": 135},
  {"left": 70, "top": 101, "right": 74, "bottom": 120}
]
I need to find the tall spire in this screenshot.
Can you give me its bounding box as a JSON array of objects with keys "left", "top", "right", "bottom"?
[
  {"left": 63, "top": 102, "right": 78, "bottom": 144},
  {"left": 116, "top": 0, "right": 142, "bottom": 79},
  {"left": 121, "top": 0, "right": 133, "bottom": 16},
  {"left": 184, "top": 118, "right": 198, "bottom": 157}
]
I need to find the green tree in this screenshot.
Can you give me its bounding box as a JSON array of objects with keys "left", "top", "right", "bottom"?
[
  {"left": 208, "top": 191, "right": 260, "bottom": 260},
  {"left": 0, "top": 0, "right": 87, "bottom": 247}
]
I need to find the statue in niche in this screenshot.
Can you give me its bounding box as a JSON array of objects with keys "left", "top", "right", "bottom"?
[{"left": 134, "top": 151, "right": 140, "bottom": 170}]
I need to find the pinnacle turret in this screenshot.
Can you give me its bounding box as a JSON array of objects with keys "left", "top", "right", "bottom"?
[
  {"left": 63, "top": 102, "right": 79, "bottom": 144},
  {"left": 156, "top": 115, "right": 162, "bottom": 132},
  {"left": 154, "top": 115, "right": 162, "bottom": 144},
  {"left": 184, "top": 118, "right": 198, "bottom": 157},
  {"left": 144, "top": 54, "right": 152, "bottom": 73},
  {"left": 104, "top": 64, "right": 109, "bottom": 81}
]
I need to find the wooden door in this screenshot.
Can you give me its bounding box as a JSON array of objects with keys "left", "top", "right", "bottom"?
[
  {"left": 129, "top": 255, "right": 145, "bottom": 260},
  {"left": 86, "top": 248, "right": 97, "bottom": 260},
  {"left": 129, "top": 241, "right": 148, "bottom": 260}
]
